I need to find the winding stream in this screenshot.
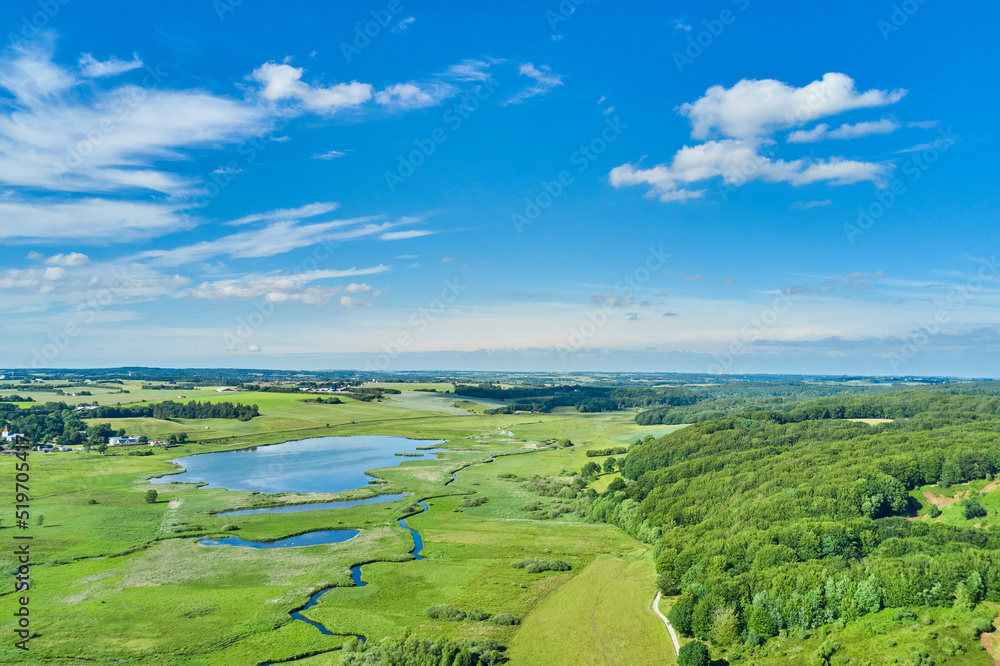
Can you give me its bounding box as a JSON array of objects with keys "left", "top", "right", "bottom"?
[{"left": 254, "top": 456, "right": 494, "bottom": 665}]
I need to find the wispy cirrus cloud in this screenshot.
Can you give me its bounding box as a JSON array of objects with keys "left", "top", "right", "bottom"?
[
  {"left": 78, "top": 52, "right": 143, "bottom": 78},
  {"left": 375, "top": 81, "right": 452, "bottom": 110},
  {"left": 186, "top": 268, "right": 389, "bottom": 304},
  {"left": 788, "top": 117, "right": 900, "bottom": 143},
  {"left": 0, "top": 198, "right": 195, "bottom": 243},
  {"left": 226, "top": 202, "right": 341, "bottom": 226},
  {"left": 380, "top": 229, "right": 434, "bottom": 240},
  {"left": 312, "top": 149, "right": 348, "bottom": 160},
  {"left": 505, "top": 63, "right": 562, "bottom": 105},
  {"left": 134, "top": 208, "right": 432, "bottom": 266},
  {"left": 134, "top": 215, "right": 391, "bottom": 266},
  {"left": 791, "top": 199, "right": 833, "bottom": 209}
]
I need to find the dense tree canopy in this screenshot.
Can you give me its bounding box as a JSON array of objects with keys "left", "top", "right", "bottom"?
[{"left": 588, "top": 392, "right": 1000, "bottom": 653}]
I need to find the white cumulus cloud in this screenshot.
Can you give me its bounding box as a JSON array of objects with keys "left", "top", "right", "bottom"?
[
  {"left": 250, "top": 61, "right": 373, "bottom": 114},
  {"left": 610, "top": 73, "right": 906, "bottom": 203}
]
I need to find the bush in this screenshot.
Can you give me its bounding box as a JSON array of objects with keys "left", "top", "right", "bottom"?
[
  {"left": 963, "top": 498, "right": 987, "bottom": 520},
  {"left": 677, "top": 640, "right": 710, "bottom": 666},
  {"left": 460, "top": 496, "right": 489, "bottom": 508},
  {"left": 488, "top": 613, "right": 519, "bottom": 625},
  {"left": 424, "top": 605, "right": 466, "bottom": 622},
  {"left": 928, "top": 505, "right": 942, "bottom": 518},
  {"left": 511, "top": 558, "right": 571, "bottom": 573},
  {"left": 967, "top": 615, "right": 995, "bottom": 637},
  {"left": 144, "top": 489, "right": 158, "bottom": 504},
  {"left": 221, "top": 524, "right": 238, "bottom": 532},
  {"left": 468, "top": 607, "right": 491, "bottom": 621},
  {"left": 939, "top": 636, "right": 964, "bottom": 656}
]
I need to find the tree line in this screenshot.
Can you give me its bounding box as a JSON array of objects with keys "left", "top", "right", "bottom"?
[
  {"left": 460, "top": 383, "right": 699, "bottom": 414},
  {"left": 79, "top": 400, "right": 260, "bottom": 421}
]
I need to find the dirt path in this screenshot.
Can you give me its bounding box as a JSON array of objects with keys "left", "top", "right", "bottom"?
[
  {"left": 652, "top": 591, "right": 680, "bottom": 655},
  {"left": 923, "top": 489, "right": 968, "bottom": 509},
  {"left": 591, "top": 583, "right": 619, "bottom": 666}
]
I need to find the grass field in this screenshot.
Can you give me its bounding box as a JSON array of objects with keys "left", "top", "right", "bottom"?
[
  {"left": 507, "top": 553, "right": 676, "bottom": 666},
  {"left": 0, "top": 395, "right": 678, "bottom": 665}
]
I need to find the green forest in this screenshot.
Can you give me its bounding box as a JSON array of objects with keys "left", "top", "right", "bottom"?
[{"left": 588, "top": 391, "right": 1000, "bottom": 661}]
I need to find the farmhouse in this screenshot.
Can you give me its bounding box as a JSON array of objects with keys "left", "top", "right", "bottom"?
[{"left": 108, "top": 436, "right": 140, "bottom": 446}]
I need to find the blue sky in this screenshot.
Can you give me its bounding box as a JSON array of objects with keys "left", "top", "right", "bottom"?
[{"left": 1, "top": 0, "right": 998, "bottom": 376}]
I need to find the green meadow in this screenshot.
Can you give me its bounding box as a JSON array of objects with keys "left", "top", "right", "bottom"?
[{"left": 0, "top": 388, "right": 680, "bottom": 665}]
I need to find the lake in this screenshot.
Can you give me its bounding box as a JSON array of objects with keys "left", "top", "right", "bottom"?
[
  {"left": 200, "top": 529, "right": 360, "bottom": 549},
  {"left": 152, "top": 435, "right": 444, "bottom": 494}
]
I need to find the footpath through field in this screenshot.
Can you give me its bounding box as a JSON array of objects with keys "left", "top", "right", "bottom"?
[{"left": 652, "top": 590, "right": 681, "bottom": 655}]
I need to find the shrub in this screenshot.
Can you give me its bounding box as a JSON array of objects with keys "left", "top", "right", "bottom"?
[
  {"left": 424, "top": 605, "right": 466, "bottom": 622},
  {"left": 963, "top": 498, "right": 987, "bottom": 520},
  {"left": 511, "top": 558, "right": 571, "bottom": 573},
  {"left": 460, "top": 496, "right": 489, "bottom": 508},
  {"left": 468, "top": 607, "right": 491, "bottom": 621},
  {"left": 520, "top": 501, "right": 543, "bottom": 512},
  {"left": 967, "top": 615, "right": 995, "bottom": 638},
  {"left": 939, "top": 636, "right": 964, "bottom": 656},
  {"left": 221, "top": 524, "right": 238, "bottom": 532},
  {"left": 928, "top": 505, "right": 942, "bottom": 518},
  {"left": 488, "top": 613, "right": 519, "bottom": 625},
  {"left": 677, "top": 640, "right": 710, "bottom": 666}
]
